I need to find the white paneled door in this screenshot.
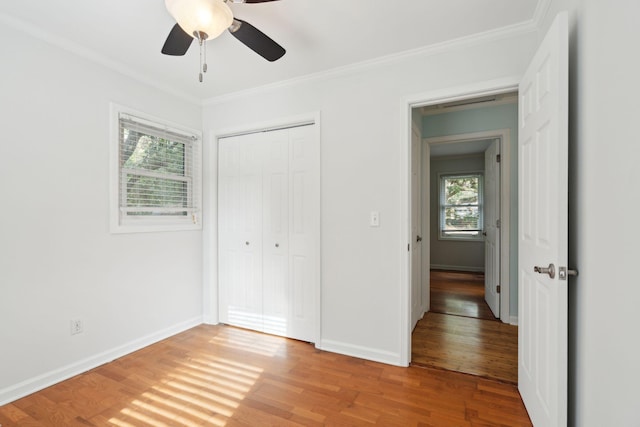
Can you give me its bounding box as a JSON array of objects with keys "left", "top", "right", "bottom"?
[
  {"left": 261, "top": 129, "right": 290, "bottom": 337},
  {"left": 286, "top": 125, "right": 321, "bottom": 341},
  {"left": 218, "top": 133, "right": 264, "bottom": 332},
  {"left": 518, "top": 12, "right": 569, "bottom": 427},
  {"left": 484, "top": 139, "right": 500, "bottom": 318},
  {"left": 218, "top": 124, "right": 319, "bottom": 343},
  {"left": 410, "top": 125, "right": 423, "bottom": 329}
]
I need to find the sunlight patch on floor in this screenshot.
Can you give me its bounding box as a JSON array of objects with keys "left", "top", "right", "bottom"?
[
  {"left": 108, "top": 352, "right": 264, "bottom": 426},
  {"left": 210, "top": 326, "right": 287, "bottom": 357}
]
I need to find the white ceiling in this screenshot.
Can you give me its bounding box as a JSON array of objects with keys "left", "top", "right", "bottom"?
[{"left": 0, "top": 0, "right": 541, "bottom": 102}]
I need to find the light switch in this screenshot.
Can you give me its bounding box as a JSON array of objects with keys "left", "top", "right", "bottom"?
[{"left": 370, "top": 211, "right": 380, "bottom": 227}]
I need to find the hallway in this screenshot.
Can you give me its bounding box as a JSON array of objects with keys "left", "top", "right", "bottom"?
[
  {"left": 411, "top": 270, "right": 518, "bottom": 384},
  {"left": 430, "top": 270, "right": 498, "bottom": 321}
]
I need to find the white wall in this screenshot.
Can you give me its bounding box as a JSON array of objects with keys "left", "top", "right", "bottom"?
[
  {"left": 203, "top": 30, "right": 537, "bottom": 364},
  {"left": 543, "top": 0, "right": 640, "bottom": 425},
  {"left": 0, "top": 23, "right": 203, "bottom": 403}
]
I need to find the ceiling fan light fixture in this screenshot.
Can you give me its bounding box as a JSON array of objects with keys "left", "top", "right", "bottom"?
[{"left": 165, "top": 0, "right": 233, "bottom": 40}]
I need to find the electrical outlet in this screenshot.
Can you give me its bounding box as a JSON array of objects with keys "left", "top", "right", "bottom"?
[{"left": 70, "top": 319, "right": 83, "bottom": 335}]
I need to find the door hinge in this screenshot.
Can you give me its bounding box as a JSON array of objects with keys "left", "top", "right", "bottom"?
[
  {"left": 497, "top": 285, "right": 501, "bottom": 293},
  {"left": 496, "top": 219, "right": 501, "bottom": 228},
  {"left": 496, "top": 154, "right": 501, "bottom": 163},
  {"left": 408, "top": 243, "right": 410, "bottom": 251}
]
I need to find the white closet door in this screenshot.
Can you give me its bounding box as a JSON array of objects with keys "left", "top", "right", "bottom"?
[
  {"left": 219, "top": 133, "right": 264, "bottom": 331},
  {"left": 218, "top": 123, "right": 319, "bottom": 343},
  {"left": 218, "top": 136, "right": 238, "bottom": 326},
  {"left": 287, "top": 125, "right": 320, "bottom": 342},
  {"left": 262, "top": 129, "right": 290, "bottom": 337}
]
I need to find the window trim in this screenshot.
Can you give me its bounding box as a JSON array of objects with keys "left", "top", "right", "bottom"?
[
  {"left": 110, "top": 103, "right": 202, "bottom": 233},
  {"left": 438, "top": 172, "right": 484, "bottom": 242}
]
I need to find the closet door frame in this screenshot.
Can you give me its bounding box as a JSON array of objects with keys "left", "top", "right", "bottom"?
[{"left": 206, "top": 112, "right": 321, "bottom": 345}]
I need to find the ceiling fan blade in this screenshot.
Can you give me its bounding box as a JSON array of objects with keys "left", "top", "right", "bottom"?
[
  {"left": 229, "top": 19, "right": 285, "bottom": 62},
  {"left": 162, "top": 23, "right": 193, "bottom": 56}
]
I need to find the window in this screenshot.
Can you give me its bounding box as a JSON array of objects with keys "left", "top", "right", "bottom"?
[
  {"left": 110, "top": 105, "right": 201, "bottom": 233},
  {"left": 439, "top": 173, "right": 483, "bottom": 240}
]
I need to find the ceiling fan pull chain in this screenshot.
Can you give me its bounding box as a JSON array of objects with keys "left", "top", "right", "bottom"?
[
  {"left": 198, "top": 37, "right": 204, "bottom": 83},
  {"left": 203, "top": 39, "right": 208, "bottom": 73}
]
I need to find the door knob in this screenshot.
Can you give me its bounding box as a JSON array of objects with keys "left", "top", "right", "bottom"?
[
  {"left": 482, "top": 231, "right": 487, "bottom": 236},
  {"left": 245, "top": 241, "right": 250, "bottom": 246},
  {"left": 534, "top": 263, "right": 555, "bottom": 279},
  {"left": 275, "top": 243, "right": 280, "bottom": 248},
  {"left": 416, "top": 235, "right": 422, "bottom": 242}
]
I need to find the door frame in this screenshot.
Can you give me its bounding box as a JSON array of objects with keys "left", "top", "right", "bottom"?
[
  {"left": 423, "top": 129, "right": 512, "bottom": 324},
  {"left": 400, "top": 78, "right": 519, "bottom": 366}
]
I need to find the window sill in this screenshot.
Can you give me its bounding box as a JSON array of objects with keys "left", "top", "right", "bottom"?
[
  {"left": 438, "top": 236, "right": 485, "bottom": 243},
  {"left": 110, "top": 218, "right": 202, "bottom": 234}
]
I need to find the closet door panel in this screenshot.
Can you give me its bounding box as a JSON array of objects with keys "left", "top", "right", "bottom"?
[
  {"left": 287, "top": 125, "right": 320, "bottom": 342},
  {"left": 219, "top": 134, "right": 264, "bottom": 331},
  {"left": 218, "top": 138, "right": 240, "bottom": 325},
  {"left": 262, "top": 130, "right": 290, "bottom": 336}
]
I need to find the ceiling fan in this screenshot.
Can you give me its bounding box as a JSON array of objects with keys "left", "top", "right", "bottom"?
[{"left": 162, "top": 0, "right": 285, "bottom": 81}]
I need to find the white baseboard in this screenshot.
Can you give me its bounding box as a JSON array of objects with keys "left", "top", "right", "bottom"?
[
  {"left": 202, "top": 315, "right": 219, "bottom": 325},
  {"left": 430, "top": 264, "right": 485, "bottom": 273},
  {"left": 0, "top": 316, "right": 203, "bottom": 406},
  {"left": 317, "top": 339, "right": 403, "bottom": 367},
  {"left": 509, "top": 315, "right": 518, "bottom": 325}
]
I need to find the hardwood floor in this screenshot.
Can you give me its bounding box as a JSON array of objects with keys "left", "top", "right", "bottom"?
[
  {"left": 430, "top": 270, "right": 497, "bottom": 321},
  {"left": 0, "top": 325, "right": 531, "bottom": 426},
  {"left": 411, "top": 270, "right": 518, "bottom": 384},
  {"left": 411, "top": 312, "right": 519, "bottom": 384}
]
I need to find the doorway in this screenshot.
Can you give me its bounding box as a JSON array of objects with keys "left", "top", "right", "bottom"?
[
  {"left": 425, "top": 132, "right": 506, "bottom": 321},
  {"left": 409, "top": 93, "right": 519, "bottom": 383},
  {"left": 415, "top": 95, "right": 517, "bottom": 324}
]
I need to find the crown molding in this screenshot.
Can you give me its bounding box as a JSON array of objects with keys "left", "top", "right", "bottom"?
[
  {"left": 0, "top": 12, "right": 200, "bottom": 106},
  {"left": 203, "top": 16, "right": 539, "bottom": 106},
  {"left": 532, "top": 0, "right": 553, "bottom": 29}
]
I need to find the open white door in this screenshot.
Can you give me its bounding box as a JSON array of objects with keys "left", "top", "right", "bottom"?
[
  {"left": 484, "top": 139, "right": 500, "bottom": 318},
  {"left": 410, "top": 125, "right": 423, "bottom": 329},
  {"left": 518, "top": 12, "right": 569, "bottom": 427}
]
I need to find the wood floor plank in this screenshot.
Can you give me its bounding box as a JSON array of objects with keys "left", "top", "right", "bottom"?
[
  {"left": 412, "top": 312, "right": 518, "bottom": 383},
  {"left": 430, "top": 270, "right": 497, "bottom": 321},
  {"left": 412, "top": 270, "right": 518, "bottom": 385},
  {"left": 2, "top": 324, "right": 530, "bottom": 426},
  {"left": 0, "top": 403, "right": 45, "bottom": 426}
]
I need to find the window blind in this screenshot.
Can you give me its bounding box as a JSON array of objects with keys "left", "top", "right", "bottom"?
[{"left": 118, "top": 113, "right": 200, "bottom": 220}]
